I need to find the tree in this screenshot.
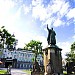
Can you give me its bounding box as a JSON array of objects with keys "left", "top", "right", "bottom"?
[
  {"left": 0, "top": 26, "right": 16, "bottom": 49},
  {"left": 71, "top": 42, "right": 75, "bottom": 51},
  {"left": 65, "top": 42, "right": 75, "bottom": 62},
  {"left": 24, "top": 40, "right": 43, "bottom": 62}
]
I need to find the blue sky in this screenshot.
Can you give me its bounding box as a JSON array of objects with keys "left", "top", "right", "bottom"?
[{"left": 0, "top": 0, "right": 75, "bottom": 58}]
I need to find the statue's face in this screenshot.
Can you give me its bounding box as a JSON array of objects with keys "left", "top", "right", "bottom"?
[{"left": 51, "top": 28, "right": 53, "bottom": 30}]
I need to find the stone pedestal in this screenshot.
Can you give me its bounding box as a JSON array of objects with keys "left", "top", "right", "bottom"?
[
  {"left": 31, "top": 61, "right": 44, "bottom": 75},
  {"left": 43, "top": 45, "right": 62, "bottom": 75},
  {"left": 31, "top": 72, "right": 44, "bottom": 75}
]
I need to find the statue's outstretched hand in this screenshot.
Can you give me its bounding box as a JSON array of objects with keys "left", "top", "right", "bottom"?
[{"left": 47, "top": 24, "right": 49, "bottom": 30}]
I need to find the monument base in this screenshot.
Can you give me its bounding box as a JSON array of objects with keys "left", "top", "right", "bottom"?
[
  {"left": 31, "top": 71, "right": 44, "bottom": 75},
  {"left": 43, "top": 44, "right": 63, "bottom": 75},
  {"left": 44, "top": 72, "right": 47, "bottom": 75}
]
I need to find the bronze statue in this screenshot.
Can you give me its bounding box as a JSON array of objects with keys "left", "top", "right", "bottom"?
[{"left": 47, "top": 24, "right": 56, "bottom": 45}]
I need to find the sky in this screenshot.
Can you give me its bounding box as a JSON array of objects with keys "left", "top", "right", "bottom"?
[{"left": 0, "top": 0, "right": 75, "bottom": 58}]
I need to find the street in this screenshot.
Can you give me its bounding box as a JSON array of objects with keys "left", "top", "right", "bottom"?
[
  {"left": 11, "top": 69, "right": 30, "bottom": 75},
  {"left": 0, "top": 68, "right": 30, "bottom": 75}
]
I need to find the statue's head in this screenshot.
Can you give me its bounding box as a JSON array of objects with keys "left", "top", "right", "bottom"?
[{"left": 51, "top": 27, "right": 53, "bottom": 30}]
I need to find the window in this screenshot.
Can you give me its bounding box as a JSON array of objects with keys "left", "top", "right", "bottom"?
[
  {"left": 23, "top": 53, "right": 24, "bottom": 56},
  {"left": 14, "top": 55, "right": 16, "bottom": 59}
]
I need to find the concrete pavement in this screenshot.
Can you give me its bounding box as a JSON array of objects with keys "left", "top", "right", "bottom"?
[
  {"left": 0, "top": 68, "right": 30, "bottom": 75},
  {"left": 11, "top": 69, "right": 30, "bottom": 75}
]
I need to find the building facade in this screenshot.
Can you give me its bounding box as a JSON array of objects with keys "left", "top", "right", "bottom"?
[{"left": 0, "top": 48, "right": 43, "bottom": 69}]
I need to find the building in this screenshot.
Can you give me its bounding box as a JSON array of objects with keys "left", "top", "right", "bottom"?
[{"left": 0, "top": 48, "right": 43, "bottom": 69}]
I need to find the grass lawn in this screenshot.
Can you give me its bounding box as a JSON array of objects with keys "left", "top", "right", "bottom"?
[
  {"left": 63, "top": 71, "right": 67, "bottom": 75},
  {"left": 0, "top": 70, "right": 7, "bottom": 74},
  {"left": 23, "top": 70, "right": 74, "bottom": 75},
  {"left": 23, "top": 70, "right": 31, "bottom": 74}
]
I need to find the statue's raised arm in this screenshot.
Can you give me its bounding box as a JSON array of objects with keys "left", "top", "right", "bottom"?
[
  {"left": 47, "top": 24, "right": 49, "bottom": 31},
  {"left": 47, "top": 24, "right": 51, "bottom": 45}
]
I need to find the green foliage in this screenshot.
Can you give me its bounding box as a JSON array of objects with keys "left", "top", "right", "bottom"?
[
  {"left": 0, "top": 26, "right": 16, "bottom": 49},
  {"left": 32, "top": 57, "right": 35, "bottom": 62},
  {"left": 65, "top": 42, "right": 75, "bottom": 62},
  {"left": 0, "top": 70, "right": 7, "bottom": 74},
  {"left": 65, "top": 52, "right": 75, "bottom": 62},
  {"left": 71, "top": 42, "right": 75, "bottom": 51},
  {"left": 63, "top": 71, "right": 67, "bottom": 74},
  {"left": 24, "top": 40, "right": 43, "bottom": 61},
  {"left": 24, "top": 40, "right": 42, "bottom": 52},
  {"left": 23, "top": 70, "right": 31, "bottom": 74}
]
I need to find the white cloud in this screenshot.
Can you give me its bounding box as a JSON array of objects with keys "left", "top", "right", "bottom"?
[
  {"left": 32, "top": 4, "right": 47, "bottom": 21},
  {"left": 57, "top": 41, "right": 71, "bottom": 58},
  {"left": 58, "top": 1, "right": 70, "bottom": 17},
  {"left": 53, "top": 18, "right": 63, "bottom": 27},
  {"left": 0, "top": 0, "right": 74, "bottom": 50},
  {"left": 0, "top": 0, "right": 22, "bottom": 33},
  {"left": 15, "top": 31, "right": 47, "bottom": 48},
  {"left": 50, "top": 0, "right": 64, "bottom": 13},
  {"left": 0, "top": 0, "right": 25, "bottom": 49},
  {"left": 0, "top": 0, "right": 15, "bottom": 29},
  {"left": 67, "top": 8, "right": 75, "bottom": 19},
  {"left": 23, "top": 4, "right": 31, "bottom": 15},
  {"left": 32, "top": 0, "right": 43, "bottom": 6},
  {"left": 31, "top": 0, "right": 73, "bottom": 27},
  {"left": 42, "top": 17, "right": 54, "bottom": 27},
  {"left": 54, "top": 19, "right": 62, "bottom": 27},
  {"left": 0, "top": 0, "right": 15, "bottom": 12},
  {"left": 33, "top": 35, "right": 47, "bottom": 48},
  {"left": 0, "top": 0, "right": 47, "bottom": 49}
]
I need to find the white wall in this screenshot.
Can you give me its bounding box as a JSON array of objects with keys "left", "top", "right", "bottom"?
[{"left": 0, "top": 49, "right": 43, "bottom": 63}]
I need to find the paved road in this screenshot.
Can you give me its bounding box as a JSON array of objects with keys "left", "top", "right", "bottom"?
[
  {"left": 0, "top": 68, "right": 30, "bottom": 75},
  {"left": 11, "top": 69, "right": 30, "bottom": 75}
]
